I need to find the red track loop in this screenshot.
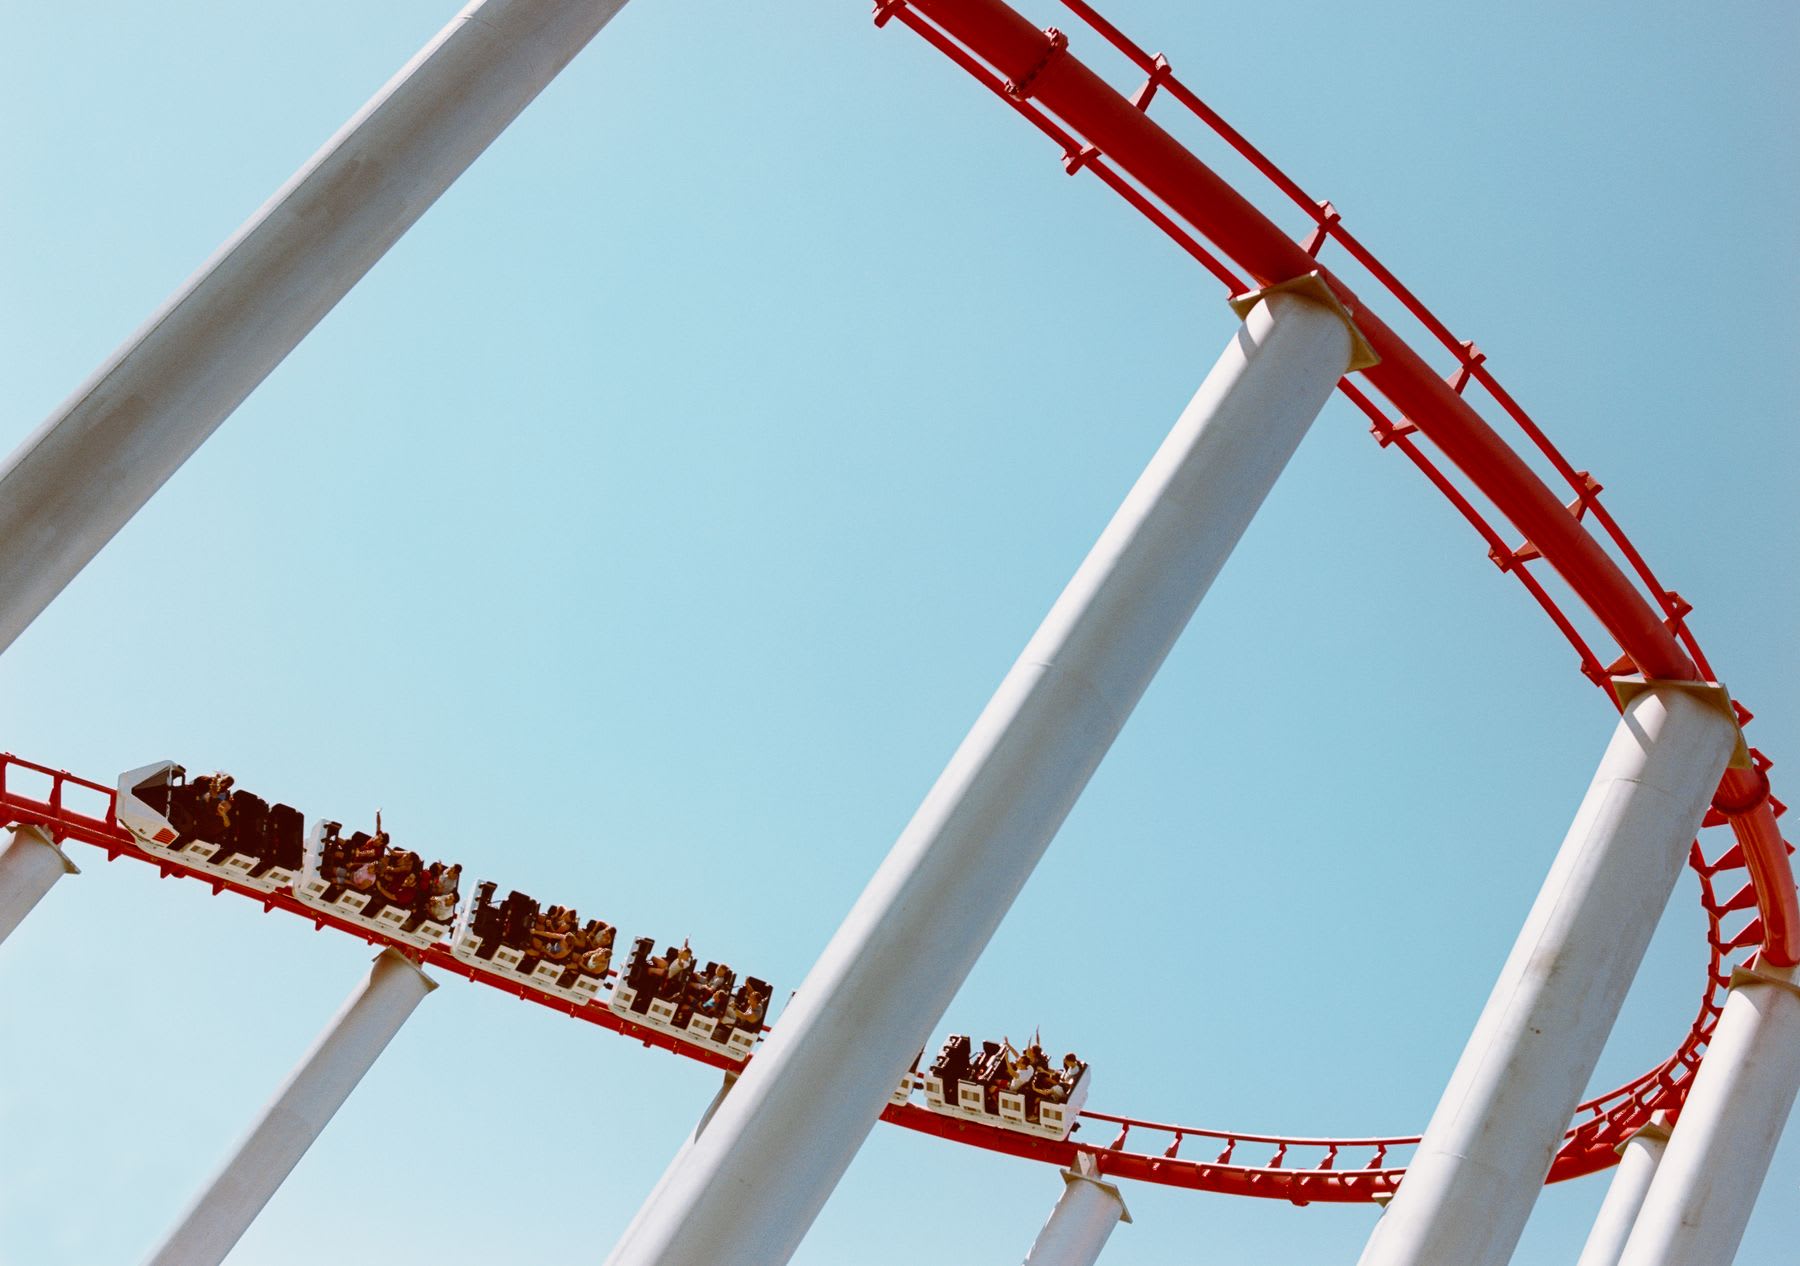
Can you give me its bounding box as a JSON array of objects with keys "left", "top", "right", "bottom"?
[
  {"left": 862, "top": 0, "right": 1799, "bottom": 1197},
  {"left": 878, "top": 0, "right": 1797, "bottom": 961},
  {"left": 5, "top": 2, "right": 1792, "bottom": 1206}
]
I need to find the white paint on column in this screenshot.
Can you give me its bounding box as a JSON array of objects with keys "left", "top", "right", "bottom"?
[
  {"left": 625, "top": 1071, "right": 739, "bottom": 1230},
  {"left": 604, "top": 293, "right": 1355, "bottom": 1266},
  {"left": 143, "top": 948, "right": 435, "bottom": 1266},
  {"left": 0, "top": 823, "right": 78, "bottom": 945},
  {"left": 1575, "top": 1113, "right": 1672, "bottom": 1266},
  {"left": 1357, "top": 685, "right": 1737, "bottom": 1266},
  {"left": 0, "top": 0, "right": 632, "bottom": 653},
  {"left": 1022, "top": 1161, "right": 1131, "bottom": 1266},
  {"left": 1617, "top": 963, "right": 1800, "bottom": 1266}
]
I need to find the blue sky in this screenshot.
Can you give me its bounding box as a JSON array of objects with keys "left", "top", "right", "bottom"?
[{"left": 2, "top": 1, "right": 1795, "bottom": 1263}]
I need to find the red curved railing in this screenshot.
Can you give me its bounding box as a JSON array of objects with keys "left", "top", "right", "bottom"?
[
  {"left": 4, "top": 0, "right": 1790, "bottom": 1207},
  {"left": 0, "top": 728, "right": 1773, "bottom": 1203},
  {"left": 859, "top": 0, "right": 1797, "bottom": 1199}
]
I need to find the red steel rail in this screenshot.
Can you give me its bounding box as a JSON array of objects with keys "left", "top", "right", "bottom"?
[
  {"left": 4, "top": 2, "right": 1790, "bottom": 1206},
  {"left": 875, "top": 0, "right": 1796, "bottom": 961},
  {"left": 860, "top": 0, "right": 1798, "bottom": 1200},
  {"left": 0, "top": 736, "right": 1772, "bottom": 1201}
]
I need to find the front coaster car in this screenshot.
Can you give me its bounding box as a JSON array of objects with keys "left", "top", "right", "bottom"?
[{"left": 116, "top": 761, "right": 304, "bottom": 895}]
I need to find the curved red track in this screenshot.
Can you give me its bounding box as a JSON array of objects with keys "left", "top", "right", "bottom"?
[
  {"left": 5, "top": 0, "right": 1793, "bottom": 1208},
  {"left": 862, "top": 0, "right": 1798, "bottom": 1201}
]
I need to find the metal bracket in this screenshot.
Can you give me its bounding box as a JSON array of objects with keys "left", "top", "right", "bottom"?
[
  {"left": 1227, "top": 271, "right": 1380, "bottom": 371},
  {"left": 1614, "top": 1109, "right": 1675, "bottom": 1155},
  {"left": 373, "top": 944, "right": 440, "bottom": 992},
  {"left": 9, "top": 822, "right": 80, "bottom": 875},
  {"left": 1728, "top": 962, "right": 1800, "bottom": 1003},
  {"left": 1064, "top": 1151, "right": 1133, "bottom": 1222},
  {"left": 1609, "top": 676, "right": 1752, "bottom": 770},
  {"left": 1128, "top": 53, "right": 1174, "bottom": 112}
]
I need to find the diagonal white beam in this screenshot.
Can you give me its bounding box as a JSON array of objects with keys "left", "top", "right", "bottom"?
[
  {"left": 604, "top": 288, "right": 1356, "bottom": 1266},
  {"left": 1617, "top": 962, "right": 1800, "bottom": 1266},
  {"left": 0, "top": 0, "right": 632, "bottom": 653},
  {"left": 1358, "top": 684, "right": 1737, "bottom": 1266},
  {"left": 0, "top": 824, "right": 79, "bottom": 946},
  {"left": 143, "top": 948, "right": 435, "bottom": 1266},
  {"left": 1022, "top": 1158, "right": 1130, "bottom": 1266},
  {"left": 1576, "top": 1113, "right": 1672, "bottom": 1266}
]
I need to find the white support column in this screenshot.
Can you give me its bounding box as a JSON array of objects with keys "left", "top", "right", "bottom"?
[
  {"left": 605, "top": 287, "right": 1357, "bottom": 1266},
  {"left": 0, "top": 0, "right": 632, "bottom": 654},
  {"left": 626, "top": 1071, "right": 739, "bottom": 1228},
  {"left": 1022, "top": 1158, "right": 1131, "bottom": 1266},
  {"left": 143, "top": 948, "right": 435, "bottom": 1266},
  {"left": 1357, "top": 684, "right": 1739, "bottom": 1266},
  {"left": 1616, "top": 962, "right": 1800, "bottom": 1266},
  {"left": 691, "top": 1071, "right": 737, "bottom": 1140},
  {"left": 1575, "top": 1113, "right": 1672, "bottom": 1266},
  {"left": 0, "top": 824, "right": 78, "bottom": 945}
]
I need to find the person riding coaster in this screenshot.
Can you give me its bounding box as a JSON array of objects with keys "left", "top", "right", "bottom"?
[
  {"left": 113, "top": 763, "right": 315, "bottom": 896},
  {"left": 919, "top": 1032, "right": 1088, "bottom": 1139},
  {"left": 607, "top": 938, "right": 771, "bottom": 1056},
  {"left": 302, "top": 812, "right": 460, "bottom": 945},
  {"left": 453, "top": 883, "right": 615, "bottom": 1001}
]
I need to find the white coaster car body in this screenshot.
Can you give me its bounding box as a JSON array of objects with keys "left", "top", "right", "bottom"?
[
  {"left": 607, "top": 939, "right": 766, "bottom": 1061},
  {"left": 294, "top": 821, "right": 453, "bottom": 950},
  {"left": 448, "top": 880, "right": 608, "bottom": 1007},
  {"left": 921, "top": 1046, "right": 1088, "bottom": 1142},
  {"left": 115, "top": 761, "right": 299, "bottom": 894}
]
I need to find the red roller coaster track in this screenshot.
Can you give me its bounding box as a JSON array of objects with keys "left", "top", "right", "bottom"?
[
  {"left": 864, "top": 0, "right": 1798, "bottom": 1201},
  {"left": 5, "top": 0, "right": 1793, "bottom": 1211}
]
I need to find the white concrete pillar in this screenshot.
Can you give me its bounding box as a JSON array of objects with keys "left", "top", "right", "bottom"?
[
  {"left": 143, "top": 948, "right": 435, "bottom": 1266},
  {"left": 625, "top": 1071, "right": 739, "bottom": 1229},
  {"left": 1616, "top": 962, "right": 1800, "bottom": 1266},
  {"left": 1357, "top": 684, "right": 1738, "bottom": 1266},
  {"left": 0, "top": 823, "right": 78, "bottom": 945},
  {"left": 691, "top": 1071, "right": 737, "bottom": 1139},
  {"left": 604, "top": 287, "right": 1357, "bottom": 1266},
  {"left": 1575, "top": 1113, "right": 1672, "bottom": 1266},
  {"left": 1022, "top": 1160, "right": 1130, "bottom": 1266},
  {"left": 0, "top": 0, "right": 632, "bottom": 654}
]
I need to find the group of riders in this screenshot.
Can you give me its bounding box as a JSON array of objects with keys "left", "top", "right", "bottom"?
[
  {"left": 163, "top": 769, "right": 304, "bottom": 877},
  {"left": 999, "top": 1042, "right": 1083, "bottom": 1115},
  {"left": 460, "top": 890, "right": 769, "bottom": 1039},
  {"left": 315, "top": 813, "right": 462, "bottom": 930},
  {"left": 623, "top": 938, "right": 769, "bottom": 1036},
  {"left": 465, "top": 881, "right": 618, "bottom": 984},
  {"left": 166, "top": 769, "right": 464, "bottom": 931},
  {"left": 933, "top": 1034, "right": 1085, "bottom": 1125},
  {"left": 152, "top": 772, "right": 1093, "bottom": 1112}
]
